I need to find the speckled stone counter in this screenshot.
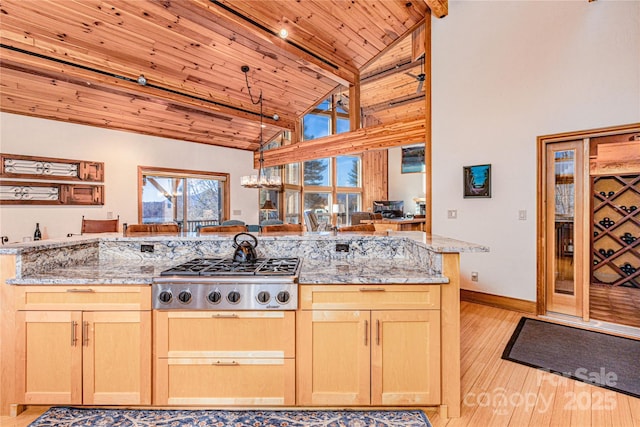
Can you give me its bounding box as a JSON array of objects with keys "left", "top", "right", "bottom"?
[{"left": 0, "top": 232, "right": 488, "bottom": 285}]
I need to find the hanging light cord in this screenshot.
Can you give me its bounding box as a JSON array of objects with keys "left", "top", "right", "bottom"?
[{"left": 243, "top": 68, "right": 265, "bottom": 183}]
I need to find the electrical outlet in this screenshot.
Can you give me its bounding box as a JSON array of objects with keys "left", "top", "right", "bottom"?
[
  {"left": 107, "top": 211, "right": 113, "bottom": 219},
  {"left": 140, "top": 244, "right": 154, "bottom": 253},
  {"left": 233, "top": 209, "right": 242, "bottom": 215},
  {"left": 447, "top": 210, "right": 457, "bottom": 219},
  {"left": 518, "top": 210, "right": 527, "bottom": 221},
  {"left": 471, "top": 271, "right": 479, "bottom": 282},
  {"left": 335, "top": 243, "right": 350, "bottom": 252}
]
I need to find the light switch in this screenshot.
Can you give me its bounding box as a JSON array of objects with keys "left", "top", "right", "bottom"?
[
  {"left": 447, "top": 210, "right": 457, "bottom": 219},
  {"left": 518, "top": 210, "right": 527, "bottom": 221}
]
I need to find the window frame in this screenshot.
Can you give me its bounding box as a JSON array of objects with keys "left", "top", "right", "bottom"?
[{"left": 137, "top": 166, "right": 230, "bottom": 228}]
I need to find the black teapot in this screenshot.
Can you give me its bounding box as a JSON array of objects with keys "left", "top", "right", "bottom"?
[{"left": 232, "top": 232, "right": 258, "bottom": 262}]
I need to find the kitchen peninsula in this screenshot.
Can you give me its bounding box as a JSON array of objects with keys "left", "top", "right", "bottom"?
[{"left": 0, "top": 232, "right": 487, "bottom": 419}]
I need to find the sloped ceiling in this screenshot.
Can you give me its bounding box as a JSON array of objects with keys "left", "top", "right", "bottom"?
[{"left": 0, "top": 0, "right": 436, "bottom": 152}]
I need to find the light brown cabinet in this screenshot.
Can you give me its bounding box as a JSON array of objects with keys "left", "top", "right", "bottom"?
[
  {"left": 154, "top": 311, "right": 296, "bottom": 406},
  {"left": 296, "top": 285, "right": 441, "bottom": 406},
  {"left": 14, "top": 286, "right": 151, "bottom": 406}
]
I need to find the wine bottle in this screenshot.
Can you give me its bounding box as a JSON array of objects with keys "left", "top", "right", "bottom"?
[{"left": 34, "top": 223, "right": 42, "bottom": 241}]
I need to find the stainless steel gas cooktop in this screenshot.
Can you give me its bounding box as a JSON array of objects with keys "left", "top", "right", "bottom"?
[{"left": 152, "top": 257, "right": 301, "bottom": 311}]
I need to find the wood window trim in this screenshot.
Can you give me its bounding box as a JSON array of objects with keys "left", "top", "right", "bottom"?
[{"left": 137, "top": 166, "right": 230, "bottom": 224}]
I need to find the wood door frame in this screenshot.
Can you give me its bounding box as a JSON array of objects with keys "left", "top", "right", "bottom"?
[{"left": 536, "top": 122, "right": 640, "bottom": 316}]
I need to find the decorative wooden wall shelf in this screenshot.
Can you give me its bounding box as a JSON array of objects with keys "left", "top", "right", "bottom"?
[
  {"left": 0, "top": 181, "right": 104, "bottom": 205},
  {"left": 0, "top": 153, "right": 104, "bottom": 182}
]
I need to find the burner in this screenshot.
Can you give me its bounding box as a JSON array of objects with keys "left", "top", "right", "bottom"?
[{"left": 160, "top": 257, "right": 300, "bottom": 277}]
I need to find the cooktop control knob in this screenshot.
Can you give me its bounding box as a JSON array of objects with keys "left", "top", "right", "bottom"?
[
  {"left": 207, "top": 290, "right": 222, "bottom": 304},
  {"left": 158, "top": 290, "right": 173, "bottom": 304},
  {"left": 257, "top": 291, "right": 271, "bottom": 304},
  {"left": 177, "top": 290, "right": 192, "bottom": 304},
  {"left": 227, "top": 290, "right": 241, "bottom": 304},
  {"left": 276, "top": 290, "right": 290, "bottom": 304}
]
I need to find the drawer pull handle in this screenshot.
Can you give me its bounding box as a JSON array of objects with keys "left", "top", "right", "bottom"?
[
  {"left": 213, "top": 360, "right": 238, "bottom": 366},
  {"left": 359, "top": 287, "right": 386, "bottom": 292},
  {"left": 364, "top": 320, "right": 369, "bottom": 346},
  {"left": 66, "top": 289, "right": 95, "bottom": 293},
  {"left": 71, "top": 321, "right": 78, "bottom": 346},
  {"left": 376, "top": 319, "right": 381, "bottom": 346},
  {"left": 83, "top": 321, "right": 89, "bottom": 346},
  {"left": 211, "top": 313, "right": 238, "bottom": 318}
]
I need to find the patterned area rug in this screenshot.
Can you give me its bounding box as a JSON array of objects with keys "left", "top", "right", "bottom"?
[{"left": 29, "top": 407, "right": 432, "bottom": 427}]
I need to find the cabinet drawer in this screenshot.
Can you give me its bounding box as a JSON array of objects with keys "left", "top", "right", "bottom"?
[
  {"left": 299, "top": 285, "right": 440, "bottom": 310},
  {"left": 155, "top": 358, "right": 295, "bottom": 406},
  {"left": 15, "top": 286, "right": 151, "bottom": 310},
  {"left": 154, "top": 311, "right": 295, "bottom": 358}
]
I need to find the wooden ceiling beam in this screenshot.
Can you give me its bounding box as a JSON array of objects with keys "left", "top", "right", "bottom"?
[
  {"left": 361, "top": 59, "right": 417, "bottom": 85},
  {"left": 193, "top": 0, "right": 357, "bottom": 87},
  {"left": 256, "top": 118, "right": 426, "bottom": 168},
  {"left": 0, "top": 47, "right": 295, "bottom": 131},
  {"left": 424, "top": 0, "right": 448, "bottom": 18},
  {"left": 363, "top": 94, "right": 425, "bottom": 114}
]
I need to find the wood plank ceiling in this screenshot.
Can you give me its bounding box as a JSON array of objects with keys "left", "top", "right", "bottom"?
[{"left": 0, "top": 0, "right": 440, "bottom": 153}]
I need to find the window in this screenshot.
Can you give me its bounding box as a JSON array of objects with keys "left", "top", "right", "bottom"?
[
  {"left": 336, "top": 156, "right": 360, "bottom": 187},
  {"left": 303, "top": 192, "right": 332, "bottom": 226},
  {"left": 298, "top": 94, "right": 362, "bottom": 226},
  {"left": 139, "top": 167, "right": 228, "bottom": 232},
  {"left": 303, "top": 158, "right": 331, "bottom": 186}
]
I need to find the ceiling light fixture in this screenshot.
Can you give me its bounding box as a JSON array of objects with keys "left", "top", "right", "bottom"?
[
  {"left": 239, "top": 65, "right": 282, "bottom": 189},
  {"left": 278, "top": 28, "right": 288, "bottom": 39}
]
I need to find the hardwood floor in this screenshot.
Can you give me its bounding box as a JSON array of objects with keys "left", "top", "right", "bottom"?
[
  {"left": 590, "top": 284, "right": 640, "bottom": 328},
  {"left": 2, "top": 302, "right": 639, "bottom": 427}
]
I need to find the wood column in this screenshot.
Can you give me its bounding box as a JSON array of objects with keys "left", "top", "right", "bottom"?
[{"left": 424, "top": 16, "right": 433, "bottom": 234}]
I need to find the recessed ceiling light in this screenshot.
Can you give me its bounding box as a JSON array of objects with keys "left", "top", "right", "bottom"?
[{"left": 279, "top": 28, "right": 288, "bottom": 39}]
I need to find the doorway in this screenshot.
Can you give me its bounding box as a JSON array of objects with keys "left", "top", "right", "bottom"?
[{"left": 538, "top": 123, "right": 640, "bottom": 327}]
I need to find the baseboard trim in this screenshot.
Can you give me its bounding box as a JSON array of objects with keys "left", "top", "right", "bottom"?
[{"left": 460, "top": 289, "right": 536, "bottom": 314}]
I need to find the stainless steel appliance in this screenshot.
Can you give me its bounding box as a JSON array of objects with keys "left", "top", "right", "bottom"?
[{"left": 152, "top": 257, "right": 301, "bottom": 310}]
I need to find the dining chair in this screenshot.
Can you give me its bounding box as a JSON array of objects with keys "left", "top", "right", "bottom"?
[
  {"left": 303, "top": 210, "right": 319, "bottom": 231},
  {"left": 81, "top": 215, "right": 120, "bottom": 234},
  {"left": 337, "top": 224, "right": 376, "bottom": 232},
  {"left": 124, "top": 223, "right": 181, "bottom": 235},
  {"left": 260, "top": 223, "right": 304, "bottom": 233},
  {"left": 198, "top": 225, "right": 247, "bottom": 234}
]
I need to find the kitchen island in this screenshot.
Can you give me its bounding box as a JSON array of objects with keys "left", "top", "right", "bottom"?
[{"left": 0, "top": 232, "right": 487, "bottom": 418}]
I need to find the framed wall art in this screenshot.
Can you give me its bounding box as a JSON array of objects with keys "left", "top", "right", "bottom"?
[
  {"left": 401, "top": 144, "right": 425, "bottom": 173},
  {"left": 463, "top": 164, "right": 491, "bottom": 198}
]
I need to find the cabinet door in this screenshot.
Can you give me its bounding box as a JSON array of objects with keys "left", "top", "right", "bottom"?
[
  {"left": 16, "top": 311, "right": 83, "bottom": 404},
  {"left": 82, "top": 311, "right": 151, "bottom": 405},
  {"left": 297, "top": 310, "right": 370, "bottom": 405},
  {"left": 371, "top": 310, "right": 441, "bottom": 405}
]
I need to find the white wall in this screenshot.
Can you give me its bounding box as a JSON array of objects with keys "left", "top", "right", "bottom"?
[
  {"left": 388, "top": 146, "right": 426, "bottom": 215},
  {"left": 0, "top": 113, "right": 260, "bottom": 241},
  {"left": 431, "top": 0, "right": 640, "bottom": 300}
]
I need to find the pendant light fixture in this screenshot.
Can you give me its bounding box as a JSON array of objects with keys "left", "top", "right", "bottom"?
[{"left": 239, "top": 65, "right": 282, "bottom": 189}]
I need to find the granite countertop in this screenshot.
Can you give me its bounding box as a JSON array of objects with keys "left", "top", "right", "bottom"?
[
  {"left": 8, "top": 257, "right": 447, "bottom": 285},
  {"left": 0, "top": 232, "right": 488, "bottom": 255}
]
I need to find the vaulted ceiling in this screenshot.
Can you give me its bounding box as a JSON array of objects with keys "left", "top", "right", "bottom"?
[{"left": 0, "top": 0, "right": 444, "bottom": 152}]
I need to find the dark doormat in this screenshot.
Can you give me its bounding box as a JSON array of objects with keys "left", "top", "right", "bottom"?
[{"left": 502, "top": 317, "right": 640, "bottom": 398}]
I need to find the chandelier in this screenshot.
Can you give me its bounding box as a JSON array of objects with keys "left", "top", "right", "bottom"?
[{"left": 239, "top": 65, "right": 282, "bottom": 189}]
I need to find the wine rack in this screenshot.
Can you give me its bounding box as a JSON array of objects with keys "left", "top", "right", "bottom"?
[{"left": 591, "top": 174, "right": 640, "bottom": 288}]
